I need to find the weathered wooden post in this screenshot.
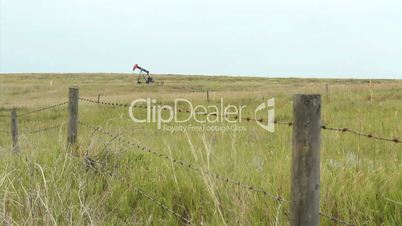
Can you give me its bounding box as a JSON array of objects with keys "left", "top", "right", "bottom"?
[
  {"left": 369, "top": 80, "right": 373, "bottom": 103},
  {"left": 291, "top": 94, "right": 321, "bottom": 226},
  {"left": 11, "top": 109, "right": 19, "bottom": 152},
  {"left": 67, "top": 87, "right": 79, "bottom": 146},
  {"left": 325, "top": 84, "right": 329, "bottom": 101},
  {"left": 207, "top": 90, "right": 210, "bottom": 102},
  {"left": 97, "top": 94, "right": 101, "bottom": 103}
]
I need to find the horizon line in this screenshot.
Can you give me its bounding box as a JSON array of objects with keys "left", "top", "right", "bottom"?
[{"left": 0, "top": 72, "right": 401, "bottom": 80}]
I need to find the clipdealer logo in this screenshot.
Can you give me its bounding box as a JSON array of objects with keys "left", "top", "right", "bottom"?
[
  {"left": 254, "top": 98, "right": 275, "bottom": 132},
  {"left": 128, "top": 98, "right": 274, "bottom": 133}
]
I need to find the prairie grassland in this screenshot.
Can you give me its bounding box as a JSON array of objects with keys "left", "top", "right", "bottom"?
[{"left": 0, "top": 73, "right": 401, "bottom": 225}]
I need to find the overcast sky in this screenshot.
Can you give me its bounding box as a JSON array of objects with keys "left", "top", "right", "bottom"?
[{"left": 0, "top": 0, "right": 401, "bottom": 78}]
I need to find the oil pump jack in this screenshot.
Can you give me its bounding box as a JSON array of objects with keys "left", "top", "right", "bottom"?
[{"left": 132, "top": 64, "right": 154, "bottom": 84}]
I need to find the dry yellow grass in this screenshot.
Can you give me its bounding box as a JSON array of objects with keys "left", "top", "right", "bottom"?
[{"left": 0, "top": 73, "right": 401, "bottom": 225}]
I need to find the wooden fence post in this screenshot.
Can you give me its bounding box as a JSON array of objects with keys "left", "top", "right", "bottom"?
[
  {"left": 11, "top": 109, "right": 19, "bottom": 152},
  {"left": 67, "top": 87, "right": 79, "bottom": 146},
  {"left": 207, "top": 90, "right": 209, "bottom": 102},
  {"left": 325, "top": 84, "right": 329, "bottom": 100},
  {"left": 369, "top": 80, "right": 373, "bottom": 103},
  {"left": 97, "top": 94, "right": 101, "bottom": 103},
  {"left": 291, "top": 94, "right": 321, "bottom": 226}
]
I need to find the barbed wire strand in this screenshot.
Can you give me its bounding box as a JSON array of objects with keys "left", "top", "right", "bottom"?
[
  {"left": 78, "top": 121, "right": 285, "bottom": 201},
  {"left": 79, "top": 97, "right": 294, "bottom": 125},
  {"left": 8, "top": 97, "right": 402, "bottom": 145},
  {"left": 75, "top": 123, "right": 191, "bottom": 224},
  {"left": 18, "top": 129, "right": 191, "bottom": 224},
  {"left": 321, "top": 125, "right": 401, "bottom": 144},
  {"left": 134, "top": 187, "right": 192, "bottom": 224},
  {"left": 78, "top": 121, "right": 354, "bottom": 226},
  {"left": 19, "top": 118, "right": 63, "bottom": 125},
  {"left": 79, "top": 97, "right": 130, "bottom": 108},
  {"left": 79, "top": 97, "right": 400, "bottom": 145},
  {"left": 319, "top": 212, "right": 355, "bottom": 226},
  {"left": 18, "top": 101, "right": 68, "bottom": 117},
  {"left": 22, "top": 124, "right": 62, "bottom": 134}
]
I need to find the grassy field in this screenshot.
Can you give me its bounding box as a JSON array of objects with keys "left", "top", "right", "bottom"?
[{"left": 0, "top": 73, "right": 401, "bottom": 225}]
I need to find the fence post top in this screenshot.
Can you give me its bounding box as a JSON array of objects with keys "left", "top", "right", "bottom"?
[
  {"left": 293, "top": 94, "right": 321, "bottom": 105},
  {"left": 294, "top": 94, "right": 321, "bottom": 98},
  {"left": 11, "top": 108, "right": 17, "bottom": 116}
]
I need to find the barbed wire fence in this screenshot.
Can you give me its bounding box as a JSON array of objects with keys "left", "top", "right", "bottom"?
[
  {"left": 79, "top": 96, "right": 401, "bottom": 145},
  {"left": 22, "top": 124, "right": 64, "bottom": 134},
  {"left": 134, "top": 187, "right": 192, "bottom": 224},
  {"left": 321, "top": 125, "right": 401, "bottom": 143},
  {"left": 78, "top": 121, "right": 355, "bottom": 225},
  {"left": 65, "top": 133, "right": 193, "bottom": 224},
  {"left": 18, "top": 101, "right": 68, "bottom": 117},
  {"left": 0, "top": 99, "right": 194, "bottom": 223},
  {"left": 1, "top": 88, "right": 400, "bottom": 225}
]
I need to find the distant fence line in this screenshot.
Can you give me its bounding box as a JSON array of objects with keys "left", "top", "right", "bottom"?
[{"left": 4, "top": 87, "right": 402, "bottom": 225}]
